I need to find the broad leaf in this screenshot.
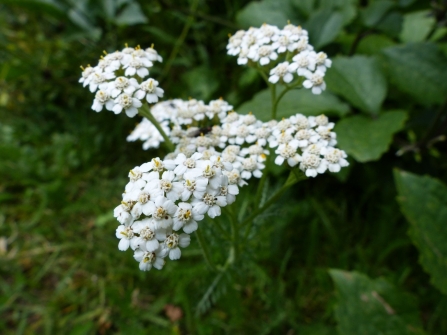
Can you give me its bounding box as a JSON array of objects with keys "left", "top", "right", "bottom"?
[
  {"left": 305, "top": 9, "right": 344, "bottom": 48},
  {"left": 115, "top": 2, "right": 147, "bottom": 26},
  {"left": 361, "top": 0, "right": 395, "bottom": 27},
  {"left": 237, "top": 88, "right": 350, "bottom": 121},
  {"left": 335, "top": 110, "right": 407, "bottom": 162},
  {"left": 325, "top": 55, "right": 387, "bottom": 115},
  {"left": 236, "top": 0, "right": 300, "bottom": 29},
  {"left": 394, "top": 170, "right": 447, "bottom": 295},
  {"left": 381, "top": 43, "right": 447, "bottom": 105},
  {"left": 400, "top": 10, "right": 436, "bottom": 43},
  {"left": 357, "top": 34, "right": 396, "bottom": 55},
  {"left": 330, "top": 269, "right": 426, "bottom": 335}
]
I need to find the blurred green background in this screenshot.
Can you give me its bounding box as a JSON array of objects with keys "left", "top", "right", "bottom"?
[{"left": 1, "top": 0, "right": 447, "bottom": 334}]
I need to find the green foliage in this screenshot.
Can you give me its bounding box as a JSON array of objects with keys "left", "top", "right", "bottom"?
[
  {"left": 394, "top": 170, "right": 447, "bottom": 296},
  {"left": 237, "top": 87, "right": 350, "bottom": 120},
  {"left": 330, "top": 269, "right": 426, "bottom": 335},
  {"left": 325, "top": 55, "right": 387, "bottom": 115},
  {"left": 381, "top": 43, "right": 447, "bottom": 105},
  {"left": 335, "top": 110, "right": 407, "bottom": 162},
  {"left": 400, "top": 10, "right": 436, "bottom": 43},
  {"left": 2, "top": 0, "right": 447, "bottom": 334}
]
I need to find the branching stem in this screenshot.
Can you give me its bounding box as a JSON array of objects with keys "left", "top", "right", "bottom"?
[{"left": 138, "top": 105, "right": 175, "bottom": 152}]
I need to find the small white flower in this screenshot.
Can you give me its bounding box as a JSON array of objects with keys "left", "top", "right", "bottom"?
[
  {"left": 148, "top": 170, "right": 183, "bottom": 202},
  {"left": 162, "top": 233, "right": 191, "bottom": 260},
  {"left": 145, "top": 46, "right": 163, "bottom": 62},
  {"left": 237, "top": 156, "right": 265, "bottom": 179},
  {"left": 193, "top": 189, "right": 227, "bottom": 218},
  {"left": 91, "top": 90, "right": 114, "bottom": 112},
  {"left": 116, "top": 225, "right": 137, "bottom": 251},
  {"left": 112, "top": 93, "right": 142, "bottom": 117},
  {"left": 88, "top": 71, "right": 115, "bottom": 93},
  {"left": 134, "top": 78, "right": 164, "bottom": 103},
  {"left": 151, "top": 196, "right": 178, "bottom": 229},
  {"left": 131, "top": 218, "right": 165, "bottom": 251},
  {"left": 269, "top": 62, "right": 297, "bottom": 84},
  {"left": 79, "top": 66, "right": 94, "bottom": 86},
  {"left": 302, "top": 69, "right": 326, "bottom": 95},
  {"left": 315, "top": 52, "right": 332, "bottom": 72},
  {"left": 299, "top": 152, "right": 327, "bottom": 177},
  {"left": 293, "top": 50, "right": 316, "bottom": 75},
  {"left": 133, "top": 246, "right": 165, "bottom": 271},
  {"left": 181, "top": 177, "right": 208, "bottom": 201},
  {"left": 108, "top": 77, "right": 139, "bottom": 98},
  {"left": 124, "top": 57, "right": 152, "bottom": 78},
  {"left": 249, "top": 45, "right": 278, "bottom": 66},
  {"left": 321, "top": 147, "right": 348, "bottom": 172},
  {"left": 173, "top": 152, "right": 203, "bottom": 176},
  {"left": 173, "top": 202, "right": 204, "bottom": 233},
  {"left": 275, "top": 142, "right": 300, "bottom": 167}
]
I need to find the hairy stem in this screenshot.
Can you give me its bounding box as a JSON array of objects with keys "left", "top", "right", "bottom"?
[{"left": 138, "top": 105, "right": 175, "bottom": 152}]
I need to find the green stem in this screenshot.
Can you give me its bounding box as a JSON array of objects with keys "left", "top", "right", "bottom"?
[
  {"left": 159, "top": 0, "right": 199, "bottom": 82},
  {"left": 138, "top": 105, "right": 175, "bottom": 152},
  {"left": 254, "top": 155, "right": 269, "bottom": 206},
  {"left": 271, "top": 84, "right": 277, "bottom": 119},
  {"left": 227, "top": 206, "right": 239, "bottom": 262},
  {"left": 195, "top": 229, "right": 217, "bottom": 271}
]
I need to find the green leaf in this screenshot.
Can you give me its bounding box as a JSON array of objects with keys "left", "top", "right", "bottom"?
[
  {"left": 329, "top": 269, "right": 426, "bottom": 335},
  {"left": 357, "top": 34, "right": 396, "bottom": 55},
  {"left": 183, "top": 66, "right": 219, "bottom": 101},
  {"left": 325, "top": 55, "right": 387, "bottom": 115},
  {"left": 335, "top": 110, "right": 407, "bottom": 162},
  {"left": 237, "top": 87, "right": 350, "bottom": 121},
  {"left": 236, "top": 0, "right": 299, "bottom": 29},
  {"left": 400, "top": 10, "right": 436, "bottom": 43},
  {"left": 361, "top": 0, "right": 395, "bottom": 27},
  {"left": 381, "top": 42, "right": 447, "bottom": 105},
  {"left": 115, "top": 2, "right": 147, "bottom": 26},
  {"left": 394, "top": 170, "right": 447, "bottom": 295},
  {"left": 305, "top": 9, "right": 344, "bottom": 48}
]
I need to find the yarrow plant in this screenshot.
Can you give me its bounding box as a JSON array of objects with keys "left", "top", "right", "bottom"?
[{"left": 79, "top": 23, "right": 348, "bottom": 273}]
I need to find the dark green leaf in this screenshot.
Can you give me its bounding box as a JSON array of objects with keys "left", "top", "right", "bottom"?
[
  {"left": 236, "top": 0, "right": 299, "bottom": 29},
  {"left": 335, "top": 110, "right": 407, "bottom": 162},
  {"left": 330, "top": 269, "right": 426, "bottom": 335},
  {"left": 361, "top": 0, "right": 395, "bottom": 27},
  {"left": 325, "top": 55, "right": 387, "bottom": 115},
  {"left": 400, "top": 10, "right": 436, "bottom": 43},
  {"left": 237, "top": 87, "right": 350, "bottom": 121},
  {"left": 305, "top": 9, "right": 344, "bottom": 48},
  {"left": 357, "top": 34, "right": 396, "bottom": 55},
  {"left": 115, "top": 2, "right": 147, "bottom": 26},
  {"left": 381, "top": 42, "right": 447, "bottom": 105},
  {"left": 394, "top": 170, "right": 447, "bottom": 295}
]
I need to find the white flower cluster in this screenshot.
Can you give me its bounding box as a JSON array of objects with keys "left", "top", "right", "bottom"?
[
  {"left": 79, "top": 45, "right": 164, "bottom": 117},
  {"left": 269, "top": 114, "right": 348, "bottom": 177},
  {"left": 226, "top": 23, "right": 331, "bottom": 94},
  {"left": 114, "top": 153, "right": 240, "bottom": 271}
]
